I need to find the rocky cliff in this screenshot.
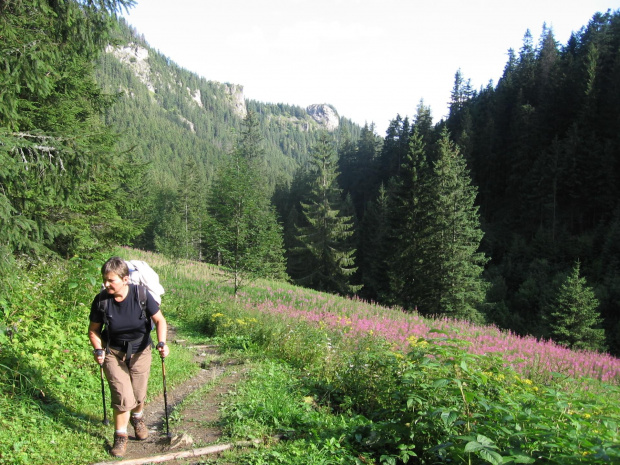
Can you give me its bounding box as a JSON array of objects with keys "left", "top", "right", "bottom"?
[{"left": 306, "top": 104, "right": 340, "bottom": 131}]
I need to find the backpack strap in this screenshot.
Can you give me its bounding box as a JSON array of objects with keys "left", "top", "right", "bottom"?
[
  {"left": 136, "top": 285, "right": 155, "bottom": 337},
  {"left": 99, "top": 285, "right": 153, "bottom": 363},
  {"left": 136, "top": 284, "right": 148, "bottom": 319},
  {"left": 97, "top": 290, "right": 112, "bottom": 355}
]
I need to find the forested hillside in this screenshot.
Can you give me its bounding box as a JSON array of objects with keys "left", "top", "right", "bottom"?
[
  {"left": 456, "top": 14, "right": 620, "bottom": 352},
  {"left": 331, "top": 11, "right": 620, "bottom": 354},
  {"left": 93, "top": 19, "right": 362, "bottom": 252},
  {"left": 2, "top": 1, "right": 620, "bottom": 357}
]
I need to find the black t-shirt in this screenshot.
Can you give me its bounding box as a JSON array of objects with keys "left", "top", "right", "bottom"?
[{"left": 90, "top": 284, "right": 160, "bottom": 354}]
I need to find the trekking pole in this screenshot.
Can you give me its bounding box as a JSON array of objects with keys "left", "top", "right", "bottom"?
[
  {"left": 100, "top": 364, "right": 109, "bottom": 426},
  {"left": 160, "top": 354, "right": 171, "bottom": 438}
]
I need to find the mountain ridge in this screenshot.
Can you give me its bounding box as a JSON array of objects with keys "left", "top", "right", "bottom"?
[{"left": 96, "top": 20, "right": 358, "bottom": 188}]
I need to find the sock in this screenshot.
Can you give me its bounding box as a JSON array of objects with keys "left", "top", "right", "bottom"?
[
  {"left": 131, "top": 411, "right": 143, "bottom": 419},
  {"left": 115, "top": 428, "right": 127, "bottom": 435}
]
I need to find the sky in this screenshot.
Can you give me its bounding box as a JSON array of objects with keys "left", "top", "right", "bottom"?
[{"left": 122, "top": 0, "right": 619, "bottom": 135}]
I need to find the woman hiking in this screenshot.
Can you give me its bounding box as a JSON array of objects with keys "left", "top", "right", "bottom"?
[{"left": 88, "top": 256, "right": 170, "bottom": 457}]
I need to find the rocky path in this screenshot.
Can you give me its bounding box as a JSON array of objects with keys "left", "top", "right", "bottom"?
[{"left": 93, "top": 328, "right": 248, "bottom": 465}]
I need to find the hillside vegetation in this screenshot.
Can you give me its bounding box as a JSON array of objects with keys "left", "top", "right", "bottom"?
[
  {"left": 0, "top": 250, "right": 618, "bottom": 464},
  {"left": 2, "top": 2, "right": 620, "bottom": 463},
  {"left": 91, "top": 10, "right": 620, "bottom": 356}
]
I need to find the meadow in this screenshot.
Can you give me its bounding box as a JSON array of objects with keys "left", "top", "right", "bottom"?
[
  {"left": 0, "top": 250, "right": 618, "bottom": 464},
  {"left": 148, "top": 250, "right": 620, "bottom": 464}
]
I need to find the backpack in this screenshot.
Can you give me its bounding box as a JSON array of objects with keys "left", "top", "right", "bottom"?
[
  {"left": 98, "top": 260, "right": 164, "bottom": 353},
  {"left": 125, "top": 260, "right": 165, "bottom": 304}
]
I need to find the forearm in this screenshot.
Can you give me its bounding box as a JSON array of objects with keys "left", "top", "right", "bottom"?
[
  {"left": 88, "top": 322, "right": 105, "bottom": 364},
  {"left": 152, "top": 313, "right": 169, "bottom": 357},
  {"left": 155, "top": 318, "right": 167, "bottom": 344},
  {"left": 88, "top": 323, "right": 104, "bottom": 349}
]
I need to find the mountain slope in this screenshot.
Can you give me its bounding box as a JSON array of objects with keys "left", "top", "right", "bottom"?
[{"left": 95, "top": 19, "right": 362, "bottom": 188}]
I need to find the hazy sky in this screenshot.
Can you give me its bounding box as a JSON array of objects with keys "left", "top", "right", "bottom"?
[{"left": 123, "top": 0, "right": 618, "bottom": 134}]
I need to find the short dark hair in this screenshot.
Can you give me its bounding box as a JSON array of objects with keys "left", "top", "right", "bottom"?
[{"left": 101, "top": 256, "right": 129, "bottom": 279}]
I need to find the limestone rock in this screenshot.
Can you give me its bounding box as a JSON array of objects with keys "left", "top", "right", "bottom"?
[{"left": 307, "top": 104, "right": 339, "bottom": 131}]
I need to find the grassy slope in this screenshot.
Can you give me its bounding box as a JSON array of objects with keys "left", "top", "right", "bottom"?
[{"left": 1, "top": 249, "right": 619, "bottom": 464}]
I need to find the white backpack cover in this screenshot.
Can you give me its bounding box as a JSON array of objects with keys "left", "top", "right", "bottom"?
[{"left": 125, "top": 260, "right": 165, "bottom": 304}]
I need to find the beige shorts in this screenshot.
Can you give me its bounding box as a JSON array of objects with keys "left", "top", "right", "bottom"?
[{"left": 103, "top": 346, "right": 152, "bottom": 412}]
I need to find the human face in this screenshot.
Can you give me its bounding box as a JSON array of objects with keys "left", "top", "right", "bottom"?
[{"left": 102, "top": 272, "right": 129, "bottom": 296}]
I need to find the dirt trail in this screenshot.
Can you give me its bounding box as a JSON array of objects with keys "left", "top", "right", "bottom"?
[{"left": 94, "top": 327, "right": 248, "bottom": 464}]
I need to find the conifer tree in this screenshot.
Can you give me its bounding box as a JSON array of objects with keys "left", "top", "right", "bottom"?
[
  {"left": 205, "top": 112, "right": 287, "bottom": 293},
  {"left": 389, "top": 128, "right": 487, "bottom": 321},
  {"left": 154, "top": 158, "right": 207, "bottom": 261},
  {"left": 361, "top": 183, "right": 391, "bottom": 302},
  {"left": 294, "top": 133, "right": 360, "bottom": 295},
  {"left": 1, "top": 0, "right": 139, "bottom": 258},
  {"left": 547, "top": 261, "right": 606, "bottom": 352},
  {"left": 379, "top": 115, "right": 410, "bottom": 184},
  {"left": 413, "top": 100, "right": 435, "bottom": 146},
  {"left": 153, "top": 189, "right": 187, "bottom": 261},
  {"left": 427, "top": 129, "right": 488, "bottom": 321},
  {"left": 388, "top": 128, "right": 433, "bottom": 310}
]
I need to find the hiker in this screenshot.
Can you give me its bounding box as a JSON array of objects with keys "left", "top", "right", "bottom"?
[{"left": 88, "top": 256, "right": 170, "bottom": 457}]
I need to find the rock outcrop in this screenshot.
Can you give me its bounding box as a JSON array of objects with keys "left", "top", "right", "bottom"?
[
  {"left": 306, "top": 104, "right": 339, "bottom": 131},
  {"left": 107, "top": 44, "right": 154, "bottom": 92}
]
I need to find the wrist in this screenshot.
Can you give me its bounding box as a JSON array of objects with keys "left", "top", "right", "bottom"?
[
  {"left": 156, "top": 341, "right": 166, "bottom": 349},
  {"left": 93, "top": 348, "right": 105, "bottom": 356}
]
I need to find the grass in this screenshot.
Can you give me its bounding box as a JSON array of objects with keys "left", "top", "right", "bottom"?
[
  {"left": 0, "top": 253, "right": 199, "bottom": 465},
  {"left": 1, "top": 248, "right": 619, "bottom": 464}
]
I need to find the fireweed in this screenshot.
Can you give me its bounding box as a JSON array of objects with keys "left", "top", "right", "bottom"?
[{"left": 232, "top": 285, "right": 620, "bottom": 385}]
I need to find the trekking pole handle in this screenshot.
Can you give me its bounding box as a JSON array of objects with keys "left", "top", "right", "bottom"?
[
  {"left": 156, "top": 341, "right": 168, "bottom": 359},
  {"left": 93, "top": 348, "right": 105, "bottom": 364}
]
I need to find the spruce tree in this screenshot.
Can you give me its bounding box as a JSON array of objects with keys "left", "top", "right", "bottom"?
[
  {"left": 547, "top": 261, "right": 606, "bottom": 352},
  {"left": 205, "top": 113, "right": 287, "bottom": 293},
  {"left": 154, "top": 158, "right": 206, "bottom": 261},
  {"left": 388, "top": 128, "right": 434, "bottom": 310},
  {"left": 0, "top": 0, "right": 137, "bottom": 257},
  {"left": 361, "top": 183, "right": 391, "bottom": 302},
  {"left": 389, "top": 128, "right": 487, "bottom": 321},
  {"left": 427, "top": 129, "right": 488, "bottom": 321},
  {"left": 294, "top": 133, "right": 360, "bottom": 295}
]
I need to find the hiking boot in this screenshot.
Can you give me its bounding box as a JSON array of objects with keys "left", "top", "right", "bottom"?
[
  {"left": 110, "top": 432, "right": 128, "bottom": 457},
  {"left": 130, "top": 415, "right": 149, "bottom": 440}
]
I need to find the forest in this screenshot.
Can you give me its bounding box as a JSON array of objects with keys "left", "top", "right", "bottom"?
[{"left": 2, "top": 1, "right": 620, "bottom": 355}]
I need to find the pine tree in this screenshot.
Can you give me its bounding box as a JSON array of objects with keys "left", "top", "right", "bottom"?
[
  {"left": 547, "top": 261, "right": 606, "bottom": 352},
  {"left": 294, "top": 132, "right": 360, "bottom": 295}
]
